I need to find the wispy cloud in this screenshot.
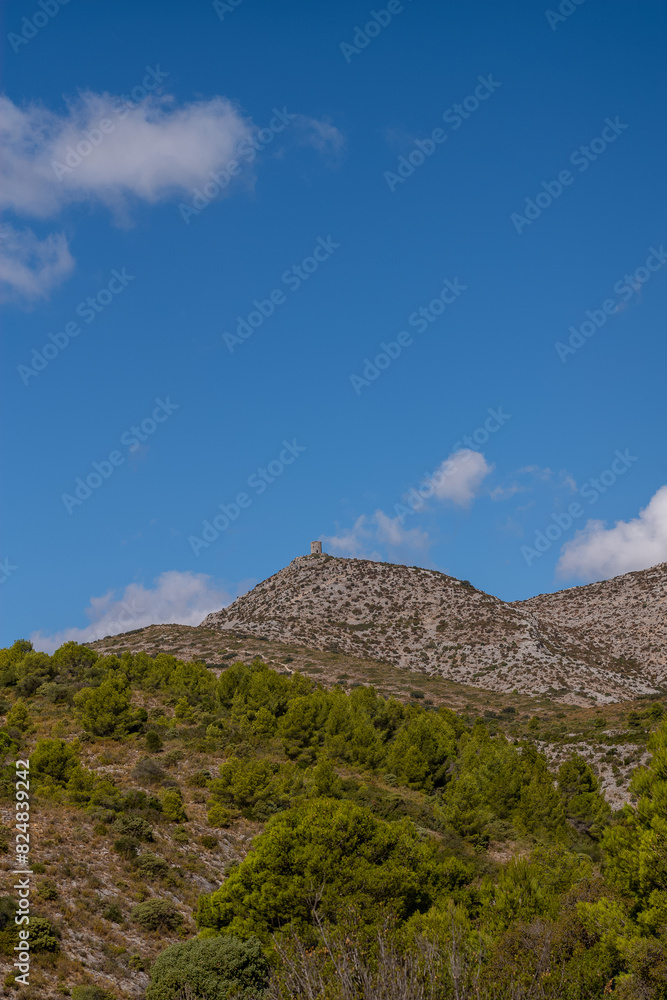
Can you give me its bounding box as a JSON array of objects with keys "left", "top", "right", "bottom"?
[
  {"left": 518, "top": 465, "right": 553, "bottom": 480},
  {"left": 0, "top": 223, "right": 74, "bottom": 301},
  {"left": 323, "top": 509, "right": 429, "bottom": 559},
  {"left": 325, "top": 515, "right": 371, "bottom": 557},
  {"left": 490, "top": 465, "right": 575, "bottom": 503},
  {"left": 490, "top": 481, "right": 527, "bottom": 502},
  {"left": 295, "top": 115, "right": 346, "bottom": 162},
  {"left": 374, "top": 510, "right": 430, "bottom": 549}
]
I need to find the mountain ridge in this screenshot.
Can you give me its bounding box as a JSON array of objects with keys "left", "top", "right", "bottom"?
[{"left": 199, "top": 555, "right": 667, "bottom": 705}]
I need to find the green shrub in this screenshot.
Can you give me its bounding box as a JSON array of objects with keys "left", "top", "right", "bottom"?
[
  {"left": 146, "top": 934, "right": 269, "bottom": 1000},
  {"left": 71, "top": 987, "right": 116, "bottom": 1000},
  {"left": 132, "top": 758, "right": 166, "bottom": 785},
  {"left": 200, "top": 834, "right": 218, "bottom": 849},
  {"left": 74, "top": 675, "right": 134, "bottom": 738},
  {"left": 134, "top": 853, "right": 169, "bottom": 880},
  {"left": 37, "top": 878, "right": 58, "bottom": 901},
  {"left": 557, "top": 754, "right": 610, "bottom": 839},
  {"left": 208, "top": 754, "right": 303, "bottom": 818},
  {"left": 627, "top": 711, "right": 643, "bottom": 730},
  {"left": 187, "top": 770, "right": 211, "bottom": 788},
  {"left": 145, "top": 731, "right": 163, "bottom": 752},
  {"left": 88, "top": 779, "right": 124, "bottom": 812},
  {"left": 52, "top": 641, "right": 98, "bottom": 677},
  {"left": 6, "top": 700, "right": 31, "bottom": 732},
  {"left": 112, "top": 815, "right": 153, "bottom": 842},
  {"left": 113, "top": 835, "right": 139, "bottom": 861},
  {"left": 32, "top": 739, "right": 79, "bottom": 786},
  {"left": 0, "top": 640, "right": 33, "bottom": 685},
  {"left": 130, "top": 899, "right": 183, "bottom": 932},
  {"left": 40, "top": 681, "right": 78, "bottom": 704},
  {"left": 161, "top": 788, "right": 188, "bottom": 823},
  {"left": 0, "top": 896, "right": 18, "bottom": 954},
  {"left": 102, "top": 902, "right": 123, "bottom": 923},
  {"left": 207, "top": 802, "right": 232, "bottom": 828},
  {"left": 16, "top": 651, "right": 54, "bottom": 696},
  {"left": 30, "top": 915, "right": 60, "bottom": 952},
  {"left": 122, "top": 788, "right": 162, "bottom": 812}
]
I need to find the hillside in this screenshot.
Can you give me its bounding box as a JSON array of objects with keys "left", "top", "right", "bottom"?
[
  {"left": 199, "top": 555, "right": 667, "bottom": 705},
  {"left": 87, "top": 621, "right": 656, "bottom": 810},
  {"left": 1, "top": 636, "right": 665, "bottom": 999},
  {"left": 518, "top": 561, "right": 667, "bottom": 680}
]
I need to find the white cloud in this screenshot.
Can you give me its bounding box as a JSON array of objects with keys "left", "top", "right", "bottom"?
[
  {"left": 556, "top": 485, "right": 667, "bottom": 581},
  {"left": 0, "top": 223, "right": 74, "bottom": 300},
  {"left": 30, "top": 570, "right": 233, "bottom": 654},
  {"left": 426, "top": 449, "right": 493, "bottom": 507},
  {"left": 0, "top": 92, "right": 343, "bottom": 299},
  {"left": 0, "top": 90, "right": 254, "bottom": 299},
  {"left": 0, "top": 92, "right": 254, "bottom": 217}
]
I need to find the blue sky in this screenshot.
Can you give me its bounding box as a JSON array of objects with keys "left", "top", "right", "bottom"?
[{"left": 2, "top": 0, "right": 666, "bottom": 650}]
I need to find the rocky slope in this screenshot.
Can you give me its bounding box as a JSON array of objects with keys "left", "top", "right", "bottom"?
[
  {"left": 518, "top": 562, "right": 667, "bottom": 681},
  {"left": 200, "top": 555, "right": 667, "bottom": 705}
]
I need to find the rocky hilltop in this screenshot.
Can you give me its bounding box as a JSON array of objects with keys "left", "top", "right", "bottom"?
[
  {"left": 200, "top": 555, "right": 667, "bottom": 704},
  {"left": 518, "top": 562, "right": 667, "bottom": 679}
]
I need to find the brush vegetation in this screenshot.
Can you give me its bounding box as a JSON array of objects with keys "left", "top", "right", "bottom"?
[{"left": 0, "top": 638, "right": 666, "bottom": 998}]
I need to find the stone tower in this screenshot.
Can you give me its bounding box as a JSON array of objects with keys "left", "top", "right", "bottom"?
[{"left": 310, "top": 540, "right": 323, "bottom": 555}]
